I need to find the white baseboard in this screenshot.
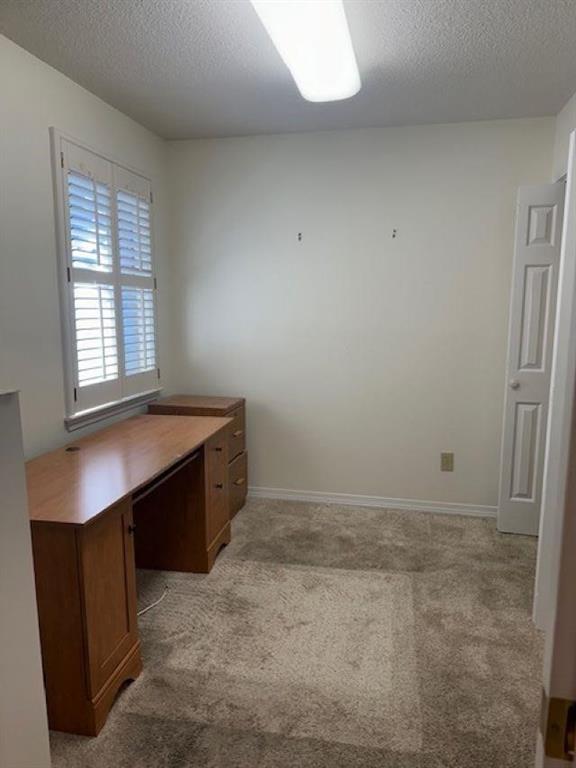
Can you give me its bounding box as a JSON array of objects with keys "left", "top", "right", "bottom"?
[{"left": 248, "top": 486, "right": 497, "bottom": 518}]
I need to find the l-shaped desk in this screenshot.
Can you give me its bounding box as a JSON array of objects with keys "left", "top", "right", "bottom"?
[{"left": 26, "top": 414, "right": 232, "bottom": 736}]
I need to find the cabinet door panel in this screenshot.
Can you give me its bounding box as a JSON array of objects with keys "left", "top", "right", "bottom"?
[{"left": 80, "top": 500, "right": 138, "bottom": 696}]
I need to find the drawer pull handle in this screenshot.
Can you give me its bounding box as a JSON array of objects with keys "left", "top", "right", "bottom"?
[
  {"left": 128, "top": 524, "right": 137, "bottom": 535},
  {"left": 233, "top": 430, "right": 244, "bottom": 438},
  {"left": 234, "top": 478, "right": 246, "bottom": 486},
  {"left": 215, "top": 483, "right": 224, "bottom": 489}
]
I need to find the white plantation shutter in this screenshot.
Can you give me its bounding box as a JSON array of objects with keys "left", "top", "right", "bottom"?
[
  {"left": 73, "top": 284, "right": 118, "bottom": 386},
  {"left": 57, "top": 137, "right": 159, "bottom": 418},
  {"left": 117, "top": 191, "right": 152, "bottom": 276},
  {"left": 67, "top": 173, "right": 113, "bottom": 272},
  {"left": 114, "top": 166, "right": 158, "bottom": 397},
  {"left": 122, "top": 287, "right": 156, "bottom": 375}
]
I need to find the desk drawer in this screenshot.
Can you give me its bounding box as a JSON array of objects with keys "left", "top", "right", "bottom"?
[
  {"left": 228, "top": 406, "right": 245, "bottom": 461},
  {"left": 230, "top": 451, "right": 248, "bottom": 518},
  {"left": 206, "top": 434, "right": 229, "bottom": 544}
]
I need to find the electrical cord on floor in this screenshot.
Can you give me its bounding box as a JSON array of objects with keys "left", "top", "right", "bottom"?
[{"left": 137, "top": 586, "right": 169, "bottom": 617}]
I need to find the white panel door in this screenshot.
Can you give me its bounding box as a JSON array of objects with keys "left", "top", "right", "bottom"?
[{"left": 498, "top": 183, "right": 565, "bottom": 535}]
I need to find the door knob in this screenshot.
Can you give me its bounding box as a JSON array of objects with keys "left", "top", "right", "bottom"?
[{"left": 510, "top": 380, "right": 520, "bottom": 390}]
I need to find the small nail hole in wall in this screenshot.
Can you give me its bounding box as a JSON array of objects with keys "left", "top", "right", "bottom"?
[
  {"left": 392, "top": 228, "right": 398, "bottom": 239},
  {"left": 298, "top": 232, "right": 302, "bottom": 241}
]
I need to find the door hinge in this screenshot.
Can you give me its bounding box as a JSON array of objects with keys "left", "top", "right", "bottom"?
[
  {"left": 542, "top": 693, "right": 576, "bottom": 760},
  {"left": 66, "top": 266, "right": 71, "bottom": 283},
  {"left": 60, "top": 151, "right": 64, "bottom": 169},
  {"left": 73, "top": 387, "right": 78, "bottom": 403},
  {"left": 154, "top": 277, "right": 157, "bottom": 290},
  {"left": 157, "top": 368, "right": 161, "bottom": 380},
  {"left": 150, "top": 191, "right": 153, "bottom": 204}
]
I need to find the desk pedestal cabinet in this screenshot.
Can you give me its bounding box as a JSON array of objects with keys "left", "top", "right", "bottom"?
[
  {"left": 31, "top": 499, "right": 141, "bottom": 736},
  {"left": 27, "top": 415, "right": 231, "bottom": 736}
]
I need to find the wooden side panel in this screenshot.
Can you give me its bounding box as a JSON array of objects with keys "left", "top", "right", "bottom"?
[
  {"left": 133, "top": 452, "right": 206, "bottom": 572},
  {"left": 31, "top": 523, "right": 89, "bottom": 734},
  {"left": 230, "top": 451, "right": 248, "bottom": 518},
  {"left": 80, "top": 500, "right": 138, "bottom": 697}
]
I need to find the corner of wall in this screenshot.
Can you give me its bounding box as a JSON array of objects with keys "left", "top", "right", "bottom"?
[{"left": 553, "top": 91, "right": 576, "bottom": 180}]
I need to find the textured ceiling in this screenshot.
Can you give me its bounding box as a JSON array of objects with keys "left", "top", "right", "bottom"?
[{"left": 1, "top": 0, "right": 576, "bottom": 139}]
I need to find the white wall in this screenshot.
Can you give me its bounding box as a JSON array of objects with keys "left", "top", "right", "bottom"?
[
  {"left": 169, "top": 119, "right": 554, "bottom": 509},
  {"left": 0, "top": 392, "right": 50, "bottom": 768},
  {"left": 0, "top": 31, "right": 558, "bottom": 508},
  {"left": 553, "top": 90, "right": 576, "bottom": 180},
  {"left": 0, "top": 36, "right": 174, "bottom": 458}
]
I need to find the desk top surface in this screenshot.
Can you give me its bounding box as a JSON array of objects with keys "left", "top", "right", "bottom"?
[{"left": 26, "top": 414, "right": 231, "bottom": 526}]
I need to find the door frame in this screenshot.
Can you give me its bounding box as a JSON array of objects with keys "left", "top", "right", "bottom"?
[
  {"left": 535, "top": 130, "right": 576, "bottom": 767},
  {"left": 534, "top": 138, "right": 573, "bottom": 634}
]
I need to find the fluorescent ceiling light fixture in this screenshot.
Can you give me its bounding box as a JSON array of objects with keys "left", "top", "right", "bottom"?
[{"left": 250, "top": 0, "right": 361, "bottom": 103}]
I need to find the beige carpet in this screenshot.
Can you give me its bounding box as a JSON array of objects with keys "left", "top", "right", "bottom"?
[{"left": 50, "top": 500, "right": 541, "bottom": 768}]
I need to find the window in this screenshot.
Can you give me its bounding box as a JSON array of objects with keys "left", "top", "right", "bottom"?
[{"left": 53, "top": 133, "right": 160, "bottom": 426}]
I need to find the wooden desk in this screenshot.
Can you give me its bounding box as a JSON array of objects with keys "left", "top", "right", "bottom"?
[{"left": 26, "top": 414, "right": 231, "bottom": 736}]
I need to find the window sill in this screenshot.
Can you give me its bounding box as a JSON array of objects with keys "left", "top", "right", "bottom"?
[{"left": 65, "top": 389, "right": 162, "bottom": 432}]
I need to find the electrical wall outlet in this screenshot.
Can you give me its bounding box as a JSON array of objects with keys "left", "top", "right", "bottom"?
[{"left": 441, "top": 452, "right": 454, "bottom": 472}]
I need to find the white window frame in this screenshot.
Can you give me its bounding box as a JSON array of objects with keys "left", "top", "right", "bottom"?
[{"left": 50, "top": 128, "right": 161, "bottom": 430}]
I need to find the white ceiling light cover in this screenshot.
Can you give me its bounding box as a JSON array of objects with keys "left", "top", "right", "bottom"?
[{"left": 250, "top": 0, "right": 361, "bottom": 102}]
